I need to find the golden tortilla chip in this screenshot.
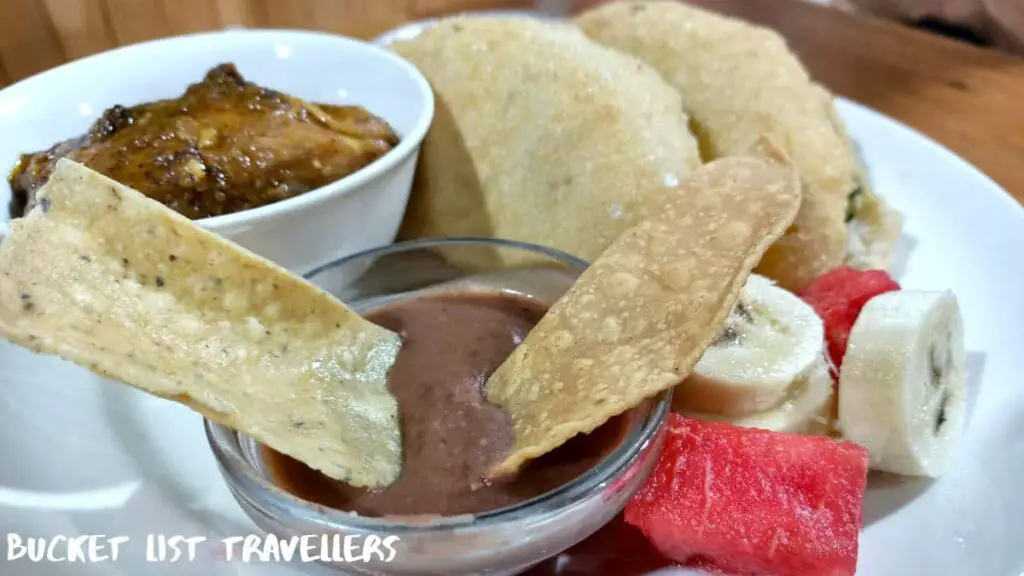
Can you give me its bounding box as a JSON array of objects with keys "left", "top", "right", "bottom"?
[
  {"left": 742, "top": 135, "right": 792, "bottom": 167},
  {"left": 819, "top": 86, "right": 902, "bottom": 269},
  {"left": 485, "top": 153, "right": 802, "bottom": 477},
  {"left": 0, "top": 159, "right": 402, "bottom": 488},
  {"left": 391, "top": 17, "right": 702, "bottom": 263},
  {"left": 576, "top": 0, "right": 897, "bottom": 290}
]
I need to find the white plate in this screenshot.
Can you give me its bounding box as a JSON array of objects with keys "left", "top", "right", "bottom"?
[{"left": 3, "top": 32, "right": 1024, "bottom": 576}]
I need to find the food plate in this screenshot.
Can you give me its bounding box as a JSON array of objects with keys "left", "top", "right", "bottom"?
[
  {"left": 3, "top": 19, "right": 1024, "bottom": 576},
  {"left": 2, "top": 96, "right": 1022, "bottom": 576}
]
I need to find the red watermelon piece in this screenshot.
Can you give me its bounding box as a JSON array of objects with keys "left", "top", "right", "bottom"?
[
  {"left": 799, "top": 266, "right": 900, "bottom": 371},
  {"left": 625, "top": 414, "right": 869, "bottom": 576}
]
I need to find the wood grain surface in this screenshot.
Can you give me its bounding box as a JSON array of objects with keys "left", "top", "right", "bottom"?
[{"left": 0, "top": 0, "right": 1022, "bottom": 201}]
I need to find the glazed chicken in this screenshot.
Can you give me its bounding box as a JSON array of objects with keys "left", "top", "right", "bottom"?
[{"left": 8, "top": 64, "right": 399, "bottom": 219}]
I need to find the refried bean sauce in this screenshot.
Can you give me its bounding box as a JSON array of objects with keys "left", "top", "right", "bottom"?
[{"left": 262, "top": 290, "right": 631, "bottom": 517}]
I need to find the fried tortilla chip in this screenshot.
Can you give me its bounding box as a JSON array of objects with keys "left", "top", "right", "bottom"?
[
  {"left": 391, "top": 17, "right": 702, "bottom": 263},
  {"left": 820, "top": 87, "right": 903, "bottom": 269},
  {"left": 576, "top": 0, "right": 899, "bottom": 290},
  {"left": 0, "top": 159, "right": 402, "bottom": 488},
  {"left": 484, "top": 152, "right": 802, "bottom": 477}
]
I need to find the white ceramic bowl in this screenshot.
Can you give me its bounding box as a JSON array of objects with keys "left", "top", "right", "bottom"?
[{"left": 0, "top": 29, "right": 434, "bottom": 274}]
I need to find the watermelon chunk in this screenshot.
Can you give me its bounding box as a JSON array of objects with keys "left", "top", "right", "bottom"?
[
  {"left": 625, "top": 414, "right": 869, "bottom": 576},
  {"left": 799, "top": 266, "right": 900, "bottom": 371}
]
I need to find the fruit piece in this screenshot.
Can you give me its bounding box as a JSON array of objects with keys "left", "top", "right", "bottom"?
[
  {"left": 674, "top": 274, "right": 826, "bottom": 417},
  {"left": 839, "top": 290, "right": 966, "bottom": 477},
  {"left": 680, "top": 354, "right": 833, "bottom": 435},
  {"left": 799, "top": 266, "right": 900, "bottom": 370},
  {"left": 625, "top": 414, "right": 868, "bottom": 576}
]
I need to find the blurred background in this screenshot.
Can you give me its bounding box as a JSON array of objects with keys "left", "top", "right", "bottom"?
[
  {"left": 0, "top": 0, "right": 484, "bottom": 87},
  {"left": 0, "top": 0, "right": 1020, "bottom": 87},
  {"left": 0, "top": 0, "right": 460, "bottom": 86}
]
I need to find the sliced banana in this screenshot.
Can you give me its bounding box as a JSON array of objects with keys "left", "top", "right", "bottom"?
[
  {"left": 673, "top": 274, "right": 825, "bottom": 417},
  {"left": 838, "top": 290, "right": 966, "bottom": 477},
  {"left": 680, "top": 355, "right": 834, "bottom": 435}
]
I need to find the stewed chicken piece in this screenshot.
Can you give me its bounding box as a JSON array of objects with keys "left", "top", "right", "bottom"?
[{"left": 8, "top": 64, "right": 398, "bottom": 220}]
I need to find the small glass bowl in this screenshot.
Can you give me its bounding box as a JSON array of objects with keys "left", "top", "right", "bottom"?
[{"left": 205, "top": 238, "right": 671, "bottom": 575}]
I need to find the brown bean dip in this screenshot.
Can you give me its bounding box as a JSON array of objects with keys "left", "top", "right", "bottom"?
[{"left": 263, "top": 290, "right": 630, "bottom": 517}]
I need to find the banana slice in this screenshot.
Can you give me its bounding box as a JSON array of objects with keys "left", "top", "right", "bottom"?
[
  {"left": 673, "top": 274, "right": 825, "bottom": 417},
  {"left": 838, "top": 290, "right": 966, "bottom": 477},
  {"left": 680, "top": 355, "right": 834, "bottom": 435}
]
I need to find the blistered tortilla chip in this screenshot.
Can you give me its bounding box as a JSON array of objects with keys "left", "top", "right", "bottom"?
[
  {"left": 742, "top": 135, "right": 792, "bottom": 167},
  {"left": 820, "top": 89, "right": 902, "bottom": 269},
  {"left": 0, "top": 159, "right": 402, "bottom": 488},
  {"left": 576, "top": 1, "right": 884, "bottom": 290},
  {"left": 485, "top": 154, "right": 802, "bottom": 477},
  {"left": 391, "top": 17, "right": 702, "bottom": 264}
]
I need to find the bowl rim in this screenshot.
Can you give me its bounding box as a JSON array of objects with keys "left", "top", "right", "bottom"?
[
  {"left": 0, "top": 28, "right": 435, "bottom": 229},
  {"left": 205, "top": 237, "right": 672, "bottom": 533}
]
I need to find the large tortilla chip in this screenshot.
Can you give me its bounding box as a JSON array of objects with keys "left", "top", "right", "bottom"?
[
  {"left": 485, "top": 152, "right": 802, "bottom": 477},
  {"left": 819, "top": 89, "right": 903, "bottom": 269},
  {"left": 0, "top": 159, "right": 402, "bottom": 488},
  {"left": 576, "top": 1, "right": 896, "bottom": 290},
  {"left": 392, "top": 17, "right": 702, "bottom": 263}
]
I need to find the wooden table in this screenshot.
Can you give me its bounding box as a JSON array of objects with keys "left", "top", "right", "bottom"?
[{"left": 1, "top": 0, "right": 1022, "bottom": 201}]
